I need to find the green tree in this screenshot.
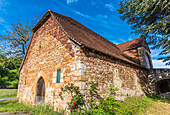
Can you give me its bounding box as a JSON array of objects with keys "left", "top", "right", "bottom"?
[
  {"left": 117, "top": 0, "right": 170, "bottom": 65},
  {"left": 0, "top": 54, "right": 20, "bottom": 88},
  {"left": 0, "top": 17, "right": 38, "bottom": 88},
  {"left": 0, "top": 63, "right": 19, "bottom": 88},
  {"left": 0, "top": 17, "right": 38, "bottom": 59}
]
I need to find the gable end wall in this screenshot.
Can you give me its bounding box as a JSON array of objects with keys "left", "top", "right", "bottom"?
[{"left": 17, "top": 16, "right": 84, "bottom": 110}]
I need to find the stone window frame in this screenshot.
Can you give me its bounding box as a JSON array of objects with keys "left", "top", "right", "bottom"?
[{"left": 52, "top": 67, "right": 63, "bottom": 84}]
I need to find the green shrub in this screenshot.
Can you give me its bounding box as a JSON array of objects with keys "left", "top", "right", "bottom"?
[
  {"left": 59, "top": 83, "right": 82, "bottom": 112},
  {"left": 86, "top": 84, "right": 121, "bottom": 115}
]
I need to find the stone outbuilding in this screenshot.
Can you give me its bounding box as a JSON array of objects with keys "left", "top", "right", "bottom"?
[{"left": 17, "top": 10, "right": 153, "bottom": 110}]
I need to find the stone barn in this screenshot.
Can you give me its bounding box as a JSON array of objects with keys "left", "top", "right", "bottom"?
[{"left": 17, "top": 10, "right": 153, "bottom": 110}]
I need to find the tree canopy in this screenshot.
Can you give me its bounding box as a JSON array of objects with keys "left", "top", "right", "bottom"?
[
  {"left": 0, "top": 17, "right": 38, "bottom": 88},
  {"left": 0, "top": 17, "right": 38, "bottom": 59},
  {"left": 117, "top": 0, "right": 170, "bottom": 65},
  {"left": 0, "top": 54, "right": 20, "bottom": 88}
]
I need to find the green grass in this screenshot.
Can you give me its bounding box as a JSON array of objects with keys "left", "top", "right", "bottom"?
[
  {"left": 86, "top": 95, "right": 170, "bottom": 115},
  {"left": 0, "top": 99, "right": 64, "bottom": 115},
  {"left": 0, "top": 89, "right": 17, "bottom": 99},
  {"left": 117, "top": 95, "right": 169, "bottom": 115},
  {"left": 0, "top": 96, "right": 169, "bottom": 115},
  {"left": 117, "top": 96, "right": 153, "bottom": 115}
]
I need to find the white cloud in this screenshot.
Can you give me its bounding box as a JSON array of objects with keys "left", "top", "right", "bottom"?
[
  {"left": 67, "top": 0, "right": 78, "bottom": 4},
  {"left": 119, "top": 38, "right": 126, "bottom": 42},
  {"left": 91, "top": 1, "right": 97, "bottom": 5},
  {"left": 111, "top": 40, "right": 121, "bottom": 45},
  {"left": 151, "top": 49, "right": 160, "bottom": 58},
  {"left": 97, "top": 14, "right": 107, "bottom": 19},
  {"left": 73, "top": 11, "right": 97, "bottom": 21},
  {"left": 105, "top": 3, "right": 115, "bottom": 12},
  {"left": 128, "top": 36, "right": 132, "bottom": 41},
  {"left": 74, "top": 11, "right": 89, "bottom": 17},
  {"left": 0, "top": 17, "right": 5, "bottom": 23},
  {"left": 152, "top": 60, "right": 170, "bottom": 68},
  {"left": 0, "top": 0, "right": 10, "bottom": 11}
]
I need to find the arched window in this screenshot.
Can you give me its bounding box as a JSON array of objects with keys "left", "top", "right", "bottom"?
[{"left": 145, "top": 53, "right": 151, "bottom": 68}]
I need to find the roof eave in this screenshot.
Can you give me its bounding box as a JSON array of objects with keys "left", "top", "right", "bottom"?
[
  {"left": 81, "top": 43, "right": 147, "bottom": 70},
  {"left": 32, "top": 10, "right": 51, "bottom": 32}
]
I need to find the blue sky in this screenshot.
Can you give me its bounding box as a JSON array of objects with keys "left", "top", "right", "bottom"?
[{"left": 0, "top": 0, "right": 169, "bottom": 68}]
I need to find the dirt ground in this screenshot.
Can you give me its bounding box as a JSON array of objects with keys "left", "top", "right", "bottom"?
[{"left": 139, "top": 101, "right": 170, "bottom": 115}]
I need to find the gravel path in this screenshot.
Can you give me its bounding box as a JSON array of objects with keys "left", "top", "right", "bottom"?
[
  {"left": 0, "top": 97, "right": 15, "bottom": 102},
  {"left": 0, "top": 112, "right": 12, "bottom": 115}
]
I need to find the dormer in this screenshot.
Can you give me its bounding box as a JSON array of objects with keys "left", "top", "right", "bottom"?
[{"left": 117, "top": 37, "right": 153, "bottom": 69}]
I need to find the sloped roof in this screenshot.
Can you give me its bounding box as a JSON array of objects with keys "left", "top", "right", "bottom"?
[
  {"left": 117, "top": 37, "right": 150, "bottom": 53},
  {"left": 19, "top": 10, "right": 143, "bottom": 72},
  {"left": 50, "top": 11, "right": 140, "bottom": 65}
]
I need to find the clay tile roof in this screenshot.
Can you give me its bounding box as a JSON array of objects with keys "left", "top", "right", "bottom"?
[
  {"left": 49, "top": 11, "right": 140, "bottom": 66},
  {"left": 117, "top": 37, "right": 144, "bottom": 51},
  {"left": 117, "top": 37, "right": 150, "bottom": 53}
]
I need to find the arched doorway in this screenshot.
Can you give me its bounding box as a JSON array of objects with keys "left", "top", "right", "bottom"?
[
  {"left": 155, "top": 79, "right": 170, "bottom": 94},
  {"left": 36, "top": 77, "right": 45, "bottom": 104}
]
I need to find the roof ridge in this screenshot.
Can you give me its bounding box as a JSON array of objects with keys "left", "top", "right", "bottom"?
[
  {"left": 117, "top": 37, "right": 143, "bottom": 46},
  {"left": 50, "top": 11, "right": 120, "bottom": 51}
]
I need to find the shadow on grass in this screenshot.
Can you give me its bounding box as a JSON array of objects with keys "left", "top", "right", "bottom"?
[
  {"left": 0, "top": 98, "right": 17, "bottom": 105},
  {"left": 147, "top": 94, "right": 170, "bottom": 104}
]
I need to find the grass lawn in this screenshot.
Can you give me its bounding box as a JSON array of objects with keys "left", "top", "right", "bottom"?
[
  {"left": 86, "top": 96, "right": 170, "bottom": 115},
  {"left": 118, "top": 96, "right": 170, "bottom": 115},
  {"left": 139, "top": 101, "right": 170, "bottom": 115},
  {"left": 0, "top": 96, "right": 169, "bottom": 115},
  {"left": 0, "top": 99, "right": 63, "bottom": 115},
  {"left": 0, "top": 89, "right": 17, "bottom": 99}
]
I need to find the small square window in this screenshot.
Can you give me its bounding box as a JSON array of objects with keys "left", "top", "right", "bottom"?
[{"left": 56, "top": 69, "right": 61, "bottom": 83}]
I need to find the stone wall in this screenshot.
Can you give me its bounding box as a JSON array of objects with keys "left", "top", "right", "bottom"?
[
  {"left": 148, "top": 68, "right": 170, "bottom": 94},
  {"left": 78, "top": 48, "right": 150, "bottom": 100}
]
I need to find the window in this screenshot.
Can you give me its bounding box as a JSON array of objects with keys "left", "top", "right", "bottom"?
[
  {"left": 144, "top": 53, "right": 150, "bottom": 68},
  {"left": 115, "top": 69, "right": 118, "bottom": 78},
  {"left": 56, "top": 69, "right": 61, "bottom": 83},
  {"left": 25, "top": 77, "right": 27, "bottom": 85}
]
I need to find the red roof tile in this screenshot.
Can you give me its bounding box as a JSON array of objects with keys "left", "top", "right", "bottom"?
[{"left": 117, "top": 37, "right": 150, "bottom": 53}]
